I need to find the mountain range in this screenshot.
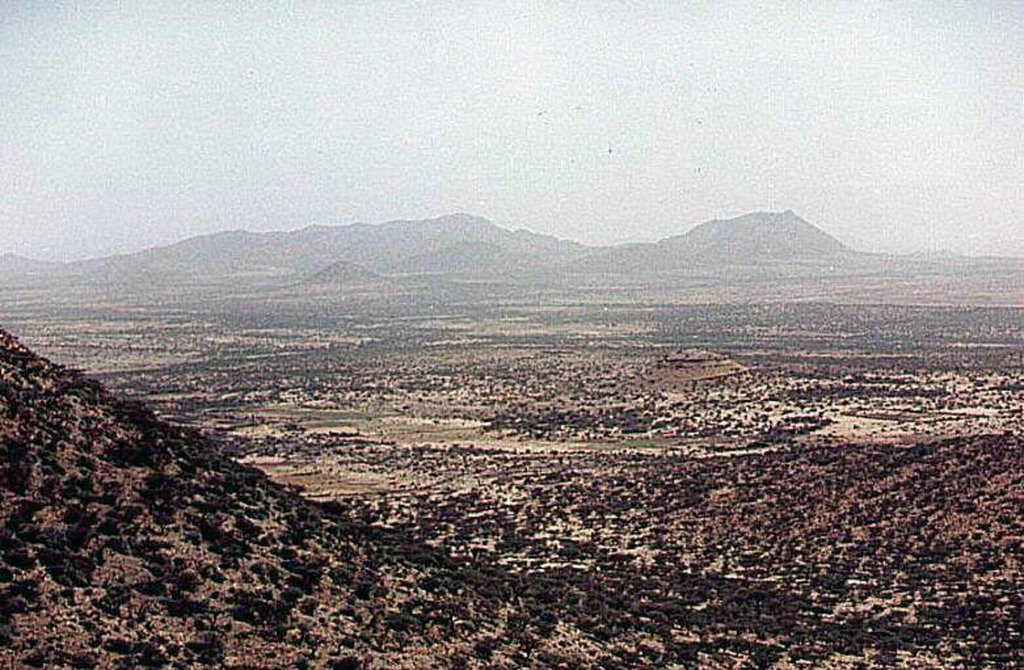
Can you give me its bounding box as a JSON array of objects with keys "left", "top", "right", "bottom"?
[
  {"left": 3, "top": 212, "right": 856, "bottom": 283},
  {"left": 53, "top": 214, "right": 590, "bottom": 283},
  {"left": 2, "top": 212, "right": 1020, "bottom": 306}
]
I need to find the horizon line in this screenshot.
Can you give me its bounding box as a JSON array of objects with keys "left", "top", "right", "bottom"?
[{"left": 3, "top": 210, "right": 1021, "bottom": 264}]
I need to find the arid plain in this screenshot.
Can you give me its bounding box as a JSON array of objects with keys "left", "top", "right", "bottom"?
[{"left": 5, "top": 282, "right": 1022, "bottom": 667}]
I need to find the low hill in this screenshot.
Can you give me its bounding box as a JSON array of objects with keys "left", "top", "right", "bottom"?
[
  {"left": 0, "top": 254, "right": 62, "bottom": 276},
  {"left": 306, "top": 260, "right": 382, "bottom": 285},
  {"left": 383, "top": 240, "right": 556, "bottom": 278},
  {"left": 651, "top": 349, "right": 747, "bottom": 386}
]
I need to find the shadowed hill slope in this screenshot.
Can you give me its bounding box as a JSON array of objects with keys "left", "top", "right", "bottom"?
[{"left": 0, "top": 331, "right": 542, "bottom": 669}]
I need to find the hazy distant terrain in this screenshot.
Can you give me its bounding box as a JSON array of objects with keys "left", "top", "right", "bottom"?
[
  {"left": 3, "top": 212, "right": 1021, "bottom": 309},
  {"left": 2, "top": 213, "right": 1022, "bottom": 669}
]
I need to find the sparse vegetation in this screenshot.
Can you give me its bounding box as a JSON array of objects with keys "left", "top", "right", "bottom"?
[{"left": 1, "top": 288, "right": 1022, "bottom": 668}]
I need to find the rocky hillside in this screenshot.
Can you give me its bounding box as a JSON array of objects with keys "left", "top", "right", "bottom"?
[{"left": 0, "top": 332, "right": 540, "bottom": 669}]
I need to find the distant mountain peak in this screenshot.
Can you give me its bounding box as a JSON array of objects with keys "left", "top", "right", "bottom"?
[
  {"left": 674, "top": 211, "right": 850, "bottom": 260},
  {"left": 700, "top": 209, "right": 817, "bottom": 229},
  {"left": 430, "top": 212, "right": 489, "bottom": 224}
]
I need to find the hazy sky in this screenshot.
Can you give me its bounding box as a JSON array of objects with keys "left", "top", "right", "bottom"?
[{"left": 2, "top": 1, "right": 1022, "bottom": 261}]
